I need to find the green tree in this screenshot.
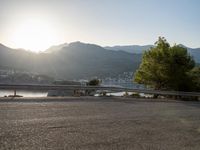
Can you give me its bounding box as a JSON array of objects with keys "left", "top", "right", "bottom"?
[
  {"left": 188, "top": 67, "right": 200, "bottom": 91},
  {"left": 87, "top": 78, "right": 101, "bottom": 86},
  {"left": 134, "top": 37, "right": 195, "bottom": 91},
  {"left": 85, "top": 79, "right": 101, "bottom": 96}
]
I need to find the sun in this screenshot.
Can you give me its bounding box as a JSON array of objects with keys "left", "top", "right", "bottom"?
[{"left": 11, "top": 19, "right": 59, "bottom": 52}]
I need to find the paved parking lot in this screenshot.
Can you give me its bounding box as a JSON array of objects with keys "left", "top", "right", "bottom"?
[{"left": 0, "top": 97, "right": 200, "bottom": 150}]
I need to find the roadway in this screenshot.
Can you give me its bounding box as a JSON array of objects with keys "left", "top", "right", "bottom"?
[{"left": 0, "top": 97, "right": 200, "bottom": 150}]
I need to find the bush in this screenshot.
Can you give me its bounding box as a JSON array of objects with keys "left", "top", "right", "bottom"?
[
  {"left": 87, "top": 79, "right": 101, "bottom": 86},
  {"left": 130, "top": 92, "right": 140, "bottom": 98}
]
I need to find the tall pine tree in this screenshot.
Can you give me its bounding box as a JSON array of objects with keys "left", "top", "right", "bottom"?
[{"left": 134, "top": 37, "right": 195, "bottom": 91}]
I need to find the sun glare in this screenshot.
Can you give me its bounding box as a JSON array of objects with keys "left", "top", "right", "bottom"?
[{"left": 11, "top": 19, "right": 59, "bottom": 52}]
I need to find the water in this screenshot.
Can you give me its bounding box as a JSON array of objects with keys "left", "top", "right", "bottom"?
[{"left": 0, "top": 90, "right": 47, "bottom": 97}]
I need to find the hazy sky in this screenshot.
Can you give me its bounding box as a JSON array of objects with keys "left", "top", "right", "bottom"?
[{"left": 0, "top": 0, "right": 200, "bottom": 51}]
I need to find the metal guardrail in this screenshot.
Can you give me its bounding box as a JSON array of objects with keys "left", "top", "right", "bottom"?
[{"left": 0, "top": 84, "right": 199, "bottom": 97}]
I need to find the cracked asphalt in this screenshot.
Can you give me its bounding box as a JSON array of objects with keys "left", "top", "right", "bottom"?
[{"left": 0, "top": 97, "right": 200, "bottom": 150}]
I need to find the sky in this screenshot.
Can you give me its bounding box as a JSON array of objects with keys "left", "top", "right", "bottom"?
[{"left": 0, "top": 0, "right": 200, "bottom": 52}]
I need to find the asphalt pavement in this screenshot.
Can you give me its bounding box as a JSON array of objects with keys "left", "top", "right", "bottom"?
[{"left": 0, "top": 97, "right": 200, "bottom": 150}]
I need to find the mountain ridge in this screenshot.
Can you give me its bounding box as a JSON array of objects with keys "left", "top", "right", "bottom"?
[
  {"left": 44, "top": 42, "right": 200, "bottom": 62},
  {"left": 0, "top": 42, "right": 142, "bottom": 80},
  {"left": 104, "top": 44, "right": 200, "bottom": 63},
  {"left": 0, "top": 41, "right": 199, "bottom": 80}
]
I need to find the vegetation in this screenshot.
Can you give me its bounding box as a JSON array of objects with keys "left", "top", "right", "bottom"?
[
  {"left": 188, "top": 67, "right": 200, "bottom": 91},
  {"left": 0, "top": 42, "right": 142, "bottom": 80},
  {"left": 134, "top": 37, "right": 200, "bottom": 92},
  {"left": 85, "top": 79, "right": 101, "bottom": 96},
  {"left": 87, "top": 79, "right": 101, "bottom": 86},
  {"left": 130, "top": 92, "right": 140, "bottom": 98},
  {"left": 0, "top": 70, "right": 54, "bottom": 84}
]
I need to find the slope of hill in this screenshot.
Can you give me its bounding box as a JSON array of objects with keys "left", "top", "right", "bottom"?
[
  {"left": 45, "top": 43, "right": 68, "bottom": 53},
  {"left": 1, "top": 42, "right": 199, "bottom": 81},
  {"left": 183, "top": 47, "right": 200, "bottom": 63},
  {"left": 105, "top": 44, "right": 200, "bottom": 63},
  {"left": 105, "top": 45, "right": 153, "bottom": 54},
  {"left": 0, "top": 42, "right": 142, "bottom": 80}
]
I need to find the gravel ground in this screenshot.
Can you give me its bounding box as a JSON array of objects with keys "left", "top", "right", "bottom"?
[{"left": 0, "top": 97, "right": 200, "bottom": 150}]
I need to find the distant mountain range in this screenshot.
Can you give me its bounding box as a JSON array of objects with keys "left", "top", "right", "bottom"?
[
  {"left": 46, "top": 43, "right": 68, "bottom": 53},
  {"left": 105, "top": 44, "right": 200, "bottom": 63},
  {"left": 179, "top": 45, "right": 200, "bottom": 63},
  {"left": 0, "top": 42, "right": 199, "bottom": 80},
  {"left": 47, "top": 42, "right": 200, "bottom": 63},
  {"left": 0, "top": 42, "right": 142, "bottom": 80},
  {"left": 105, "top": 45, "right": 153, "bottom": 54}
]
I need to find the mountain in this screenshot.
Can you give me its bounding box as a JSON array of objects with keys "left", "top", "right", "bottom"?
[
  {"left": 0, "top": 43, "right": 39, "bottom": 71},
  {"left": 44, "top": 42, "right": 142, "bottom": 79},
  {"left": 105, "top": 44, "right": 200, "bottom": 63},
  {"left": 189, "top": 48, "right": 200, "bottom": 63},
  {"left": 46, "top": 43, "right": 68, "bottom": 53},
  {"left": 105, "top": 45, "right": 153, "bottom": 54},
  {"left": 1, "top": 42, "right": 199, "bottom": 81},
  {"left": 178, "top": 45, "right": 200, "bottom": 63},
  {"left": 0, "top": 42, "right": 142, "bottom": 80}
]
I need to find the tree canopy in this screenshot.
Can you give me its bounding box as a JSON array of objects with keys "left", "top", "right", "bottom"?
[
  {"left": 87, "top": 79, "right": 101, "bottom": 86},
  {"left": 188, "top": 66, "right": 200, "bottom": 91},
  {"left": 134, "top": 37, "right": 196, "bottom": 91}
]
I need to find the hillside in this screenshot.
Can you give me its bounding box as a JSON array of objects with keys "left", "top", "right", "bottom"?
[
  {"left": 0, "top": 42, "right": 142, "bottom": 80},
  {"left": 1, "top": 42, "right": 198, "bottom": 81},
  {"left": 105, "top": 45, "right": 153, "bottom": 54},
  {"left": 185, "top": 47, "right": 200, "bottom": 63},
  {"left": 105, "top": 44, "right": 200, "bottom": 63}
]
